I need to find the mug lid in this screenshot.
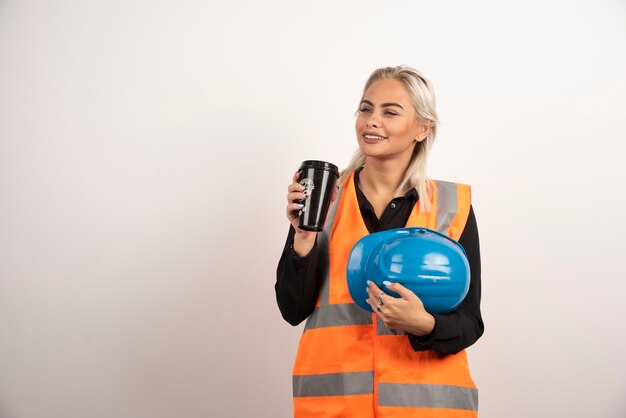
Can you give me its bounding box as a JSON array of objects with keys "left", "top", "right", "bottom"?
[{"left": 299, "top": 160, "right": 339, "bottom": 175}]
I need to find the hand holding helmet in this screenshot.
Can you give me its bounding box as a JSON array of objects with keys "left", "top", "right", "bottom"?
[{"left": 366, "top": 280, "right": 436, "bottom": 336}]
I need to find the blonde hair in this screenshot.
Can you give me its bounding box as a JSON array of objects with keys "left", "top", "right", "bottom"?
[{"left": 338, "top": 66, "right": 439, "bottom": 213}]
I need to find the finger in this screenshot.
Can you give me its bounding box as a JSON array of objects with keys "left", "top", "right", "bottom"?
[
  {"left": 367, "top": 295, "right": 384, "bottom": 314},
  {"left": 383, "top": 281, "right": 416, "bottom": 301},
  {"left": 374, "top": 304, "right": 385, "bottom": 315},
  {"left": 365, "top": 287, "right": 379, "bottom": 310},
  {"left": 287, "top": 182, "right": 304, "bottom": 193},
  {"left": 368, "top": 280, "right": 397, "bottom": 303},
  {"left": 287, "top": 191, "right": 306, "bottom": 203},
  {"left": 330, "top": 186, "right": 339, "bottom": 203},
  {"left": 292, "top": 171, "right": 301, "bottom": 183},
  {"left": 367, "top": 281, "right": 381, "bottom": 303},
  {"left": 365, "top": 286, "right": 373, "bottom": 304},
  {"left": 366, "top": 282, "right": 388, "bottom": 315},
  {"left": 287, "top": 202, "right": 305, "bottom": 213},
  {"left": 367, "top": 280, "right": 380, "bottom": 292}
]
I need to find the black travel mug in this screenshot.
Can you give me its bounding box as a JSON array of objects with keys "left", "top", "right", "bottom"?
[{"left": 297, "top": 160, "right": 339, "bottom": 232}]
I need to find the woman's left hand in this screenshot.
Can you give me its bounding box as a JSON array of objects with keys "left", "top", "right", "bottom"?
[{"left": 366, "top": 281, "right": 435, "bottom": 336}]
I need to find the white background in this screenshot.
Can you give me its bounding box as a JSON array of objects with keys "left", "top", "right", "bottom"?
[{"left": 1, "top": 1, "right": 625, "bottom": 417}]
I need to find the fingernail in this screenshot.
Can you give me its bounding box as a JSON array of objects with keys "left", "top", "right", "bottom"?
[
  {"left": 366, "top": 280, "right": 371, "bottom": 285},
  {"left": 296, "top": 203, "right": 304, "bottom": 209},
  {"left": 383, "top": 281, "right": 392, "bottom": 286}
]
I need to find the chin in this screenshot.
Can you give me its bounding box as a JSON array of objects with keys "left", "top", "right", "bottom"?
[
  {"left": 359, "top": 141, "right": 384, "bottom": 153},
  {"left": 359, "top": 144, "right": 389, "bottom": 157}
]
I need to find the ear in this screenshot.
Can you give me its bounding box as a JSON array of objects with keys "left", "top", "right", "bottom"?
[{"left": 414, "top": 124, "right": 432, "bottom": 143}]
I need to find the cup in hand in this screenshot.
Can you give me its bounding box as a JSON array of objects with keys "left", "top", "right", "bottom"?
[{"left": 297, "top": 160, "right": 339, "bottom": 232}]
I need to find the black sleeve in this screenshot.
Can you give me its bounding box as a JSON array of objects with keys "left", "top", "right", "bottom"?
[
  {"left": 408, "top": 205, "right": 485, "bottom": 355},
  {"left": 275, "top": 226, "right": 324, "bottom": 326}
]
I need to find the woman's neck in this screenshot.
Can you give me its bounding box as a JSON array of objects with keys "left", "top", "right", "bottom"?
[{"left": 359, "top": 157, "right": 410, "bottom": 198}]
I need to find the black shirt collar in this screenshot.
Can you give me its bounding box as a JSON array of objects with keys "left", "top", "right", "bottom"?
[{"left": 353, "top": 166, "right": 419, "bottom": 204}]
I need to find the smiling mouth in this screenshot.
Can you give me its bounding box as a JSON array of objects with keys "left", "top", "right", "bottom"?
[{"left": 363, "top": 134, "right": 387, "bottom": 142}]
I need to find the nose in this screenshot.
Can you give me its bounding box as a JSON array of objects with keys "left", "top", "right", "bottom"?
[{"left": 366, "top": 114, "right": 382, "bottom": 128}]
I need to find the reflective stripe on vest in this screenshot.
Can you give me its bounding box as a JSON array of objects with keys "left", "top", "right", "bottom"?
[
  {"left": 378, "top": 383, "right": 478, "bottom": 411},
  {"left": 293, "top": 371, "right": 374, "bottom": 397},
  {"left": 294, "top": 373, "right": 478, "bottom": 412},
  {"left": 293, "top": 173, "right": 475, "bottom": 417}
]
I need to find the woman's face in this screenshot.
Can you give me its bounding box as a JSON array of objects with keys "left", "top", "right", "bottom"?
[{"left": 355, "top": 78, "right": 430, "bottom": 162}]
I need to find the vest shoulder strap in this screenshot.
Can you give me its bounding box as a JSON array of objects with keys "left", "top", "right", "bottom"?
[{"left": 432, "top": 179, "right": 471, "bottom": 241}]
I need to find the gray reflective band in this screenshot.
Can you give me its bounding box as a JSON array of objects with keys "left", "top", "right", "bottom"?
[
  {"left": 305, "top": 303, "right": 373, "bottom": 330},
  {"left": 376, "top": 316, "right": 404, "bottom": 335},
  {"left": 293, "top": 371, "right": 374, "bottom": 397},
  {"left": 323, "top": 189, "right": 341, "bottom": 234},
  {"left": 434, "top": 180, "right": 458, "bottom": 234},
  {"left": 378, "top": 383, "right": 478, "bottom": 411},
  {"left": 317, "top": 191, "right": 341, "bottom": 306}
]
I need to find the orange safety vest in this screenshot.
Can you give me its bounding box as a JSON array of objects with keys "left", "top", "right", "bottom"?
[{"left": 292, "top": 172, "right": 477, "bottom": 417}]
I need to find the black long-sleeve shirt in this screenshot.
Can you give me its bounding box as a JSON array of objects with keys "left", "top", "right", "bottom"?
[{"left": 275, "top": 170, "right": 484, "bottom": 355}]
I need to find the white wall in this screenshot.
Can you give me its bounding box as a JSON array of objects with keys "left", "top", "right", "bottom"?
[{"left": 1, "top": 1, "right": 625, "bottom": 417}]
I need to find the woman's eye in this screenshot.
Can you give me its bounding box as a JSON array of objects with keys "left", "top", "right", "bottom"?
[
  {"left": 359, "top": 107, "right": 372, "bottom": 113},
  {"left": 384, "top": 111, "right": 398, "bottom": 116}
]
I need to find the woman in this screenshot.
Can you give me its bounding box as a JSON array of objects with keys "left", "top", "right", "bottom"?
[{"left": 276, "top": 66, "right": 484, "bottom": 417}]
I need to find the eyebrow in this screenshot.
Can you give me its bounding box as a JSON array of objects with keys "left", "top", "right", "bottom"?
[{"left": 360, "top": 99, "right": 404, "bottom": 110}]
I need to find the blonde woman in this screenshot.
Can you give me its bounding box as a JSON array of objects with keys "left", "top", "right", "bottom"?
[{"left": 276, "top": 66, "right": 484, "bottom": 417}]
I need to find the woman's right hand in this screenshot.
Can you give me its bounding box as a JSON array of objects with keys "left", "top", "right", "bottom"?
[
  {"left": 286, "top": 171, "right": 317, "bottom": 240},
  {"left": 286, "top": 171, "right": 338, "bottom": 256}
]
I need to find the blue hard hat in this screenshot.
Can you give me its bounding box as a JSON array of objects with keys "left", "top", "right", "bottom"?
[{"left": 347, "top": 227, "right": 470, "bottom": 314}]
